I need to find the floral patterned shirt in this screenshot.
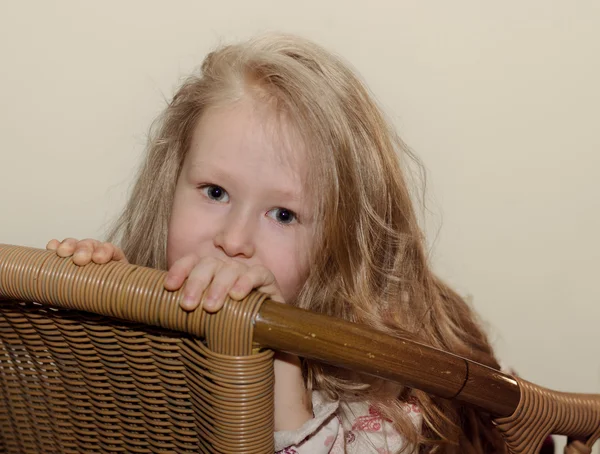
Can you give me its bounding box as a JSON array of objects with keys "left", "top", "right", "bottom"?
[{"left": 274, "top": 391, "right": 422, "bottom": 454}]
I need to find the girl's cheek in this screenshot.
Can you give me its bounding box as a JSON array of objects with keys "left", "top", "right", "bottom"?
[
  {"left": 167, "top": 206, "right": 215, "bottom": 264},
  {"left": 271, "top": 249, "right": 309, "bottom": 302}
]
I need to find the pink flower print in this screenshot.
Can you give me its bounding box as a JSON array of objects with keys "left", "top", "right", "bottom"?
[
  {"left": 404, "top": 396, "right": 421, "bottom": 414},
  {"left": 345, "top": 430, "right": 356, "bottom": 444},
  {"left": 277, "top": 448, "right": 298, "bottom": 454},
  {"left": 324, "top": 434, "right": 336, "bottom": 447},
  {"left": 351, "top": 405, "right": 391, "bottom": 432}
]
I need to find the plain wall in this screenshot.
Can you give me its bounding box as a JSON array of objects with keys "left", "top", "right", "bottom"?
[{"left": 1, "top": 1, "right": 598, "bottom": 451}]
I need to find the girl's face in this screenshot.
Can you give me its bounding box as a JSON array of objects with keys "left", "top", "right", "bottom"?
[{"left": 167, "top": 97, "right": 316, "bottom": 303}]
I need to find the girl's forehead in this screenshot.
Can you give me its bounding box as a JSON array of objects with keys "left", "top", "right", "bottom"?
[{"left": 188, "top": 98, "right": 309, "bottom": 177}]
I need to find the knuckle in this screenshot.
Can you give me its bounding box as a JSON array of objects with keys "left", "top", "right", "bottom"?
[
  {"left": 251, "top": 264, "right": 270, "bottom": 278},
  {"left": 80, "top": 239, "right": 98, "bottom": 249},
  {"left": 75, "top": 242, "right": 92, "bottom": 252},
  {"left": 94, "top": 243, "right": 109, "bottom": 254},
  {"left": 172, "top": 256, "right": 189, "bottom": 269},
  {"left": 183, "top": 254, "right": 201, "bottom": 267},
  {"left": 200, "top": 256, "right": 219, "bottom": 266},
  {"left": 233, "top": 261, "right": 248, "bottom": 272}
]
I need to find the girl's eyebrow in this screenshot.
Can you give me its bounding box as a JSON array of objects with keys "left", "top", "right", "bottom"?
[
  {"left": 268, "top": 187, "right": 302, "bottom": 203},
  {"left": 188, "top": 163, "right": 231, "bottom": 182},
  {"left": 188, "top": 162, "right": 303, "bottom": 204}
]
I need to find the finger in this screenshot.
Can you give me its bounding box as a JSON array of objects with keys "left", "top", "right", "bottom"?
[
  {"left": 204, "top": 263, "right": 246, "bottom": 313},
  {"left": 229, "top": 265, "right": 282, "bottom": 303},
  {"left": 91, "top": 242, "right": 126, "bottom": 264},
  {"left": 111, "top": 245, "right": 128, "bottom": 263},
  {"left": 72, "top": 239, "right": 101, "bottom": 266},
  {"left": 180, "top": 257, "right": 221, "bottom": 311},
  {"left": 55, "top": 238, "right": 79, "bottom": 257},
  {"left": 165, "top": 254, "right": 201, "bottom": 291},
  {"left": 46, "top": 239, "right": 60, "bottom": 251}
]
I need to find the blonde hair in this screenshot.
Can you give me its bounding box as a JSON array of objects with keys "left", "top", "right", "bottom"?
[{"left": 109, "top": 33, "right": 506, "bottom": 453}]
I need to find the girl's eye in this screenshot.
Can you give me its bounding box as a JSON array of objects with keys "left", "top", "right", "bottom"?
[
  {"left": 266, "top": 207, "right": 297, "bottom": 225},
  {"left": 200, "top": 185, "right": 229, "bottom": 202}
]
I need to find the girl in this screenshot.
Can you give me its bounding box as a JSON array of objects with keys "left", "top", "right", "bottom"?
[{"left": 47, "top": 34, "right": 507, "bottom": 453}]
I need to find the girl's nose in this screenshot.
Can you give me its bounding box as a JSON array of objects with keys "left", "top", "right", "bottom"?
[{"left": 213, "top": 209, "right": 256, "bottom": 259}]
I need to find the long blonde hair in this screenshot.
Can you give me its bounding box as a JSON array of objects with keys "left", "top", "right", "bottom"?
[{"left": 109, "top": 33, "right": 506, "bottom": 453}]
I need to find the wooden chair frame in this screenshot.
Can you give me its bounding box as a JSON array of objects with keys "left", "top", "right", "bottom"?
[{"left": 0, "top": 244, "right": 598, "bottom": 453}]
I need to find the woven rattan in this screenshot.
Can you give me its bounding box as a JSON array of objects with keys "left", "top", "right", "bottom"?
[
  {"left": 494, "top": 378, "right": 600, "bottom": 454},
  {"left": 0, "top": 244, "right": 274, "bottom": 453}
]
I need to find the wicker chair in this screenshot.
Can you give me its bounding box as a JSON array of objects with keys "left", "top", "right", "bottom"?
[{"left": 0, "top": 244, "right": 598, "bottom": 454}]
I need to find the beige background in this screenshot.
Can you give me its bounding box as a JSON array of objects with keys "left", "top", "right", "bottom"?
[{"left": 1, "top": 1, "right": 599, "bottom": 451}]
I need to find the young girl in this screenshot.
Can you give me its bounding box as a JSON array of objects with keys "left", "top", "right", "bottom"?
[{"left": 47, "top": 33, "right": 508, "bottom": 453}]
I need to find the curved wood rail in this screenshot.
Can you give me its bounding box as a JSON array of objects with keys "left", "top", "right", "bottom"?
[{"left": 254, "top": 301, "right": 520, "bottom": 417}]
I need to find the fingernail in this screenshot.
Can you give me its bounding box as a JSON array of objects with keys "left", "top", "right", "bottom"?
[
  {"left": 204, "top": 296, "right": 215, "bottom": 310},
  {"left": 229, "top": 287, "right": 242, "bottom": 299},
  {"left": 182, "top": 296, "right": 195, "bottom": 310}
]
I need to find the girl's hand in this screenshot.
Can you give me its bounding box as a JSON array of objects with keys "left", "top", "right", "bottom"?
[
  {"left": 164, "top": 254, "right": 283, "bottom": 313},
  {"left": 46, "top": 238, "right": 128, "bottom": 266}
]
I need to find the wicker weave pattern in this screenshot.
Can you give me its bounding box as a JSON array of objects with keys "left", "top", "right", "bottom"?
[
  {"left": 0, "top": 245, "right": 275, "bottom": 453},
  {"left": 494, "top": 377, "right": 600, "bottom": 454},
  {"left": 0, "top": 244, "right": 268, "bottom": 356}
]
